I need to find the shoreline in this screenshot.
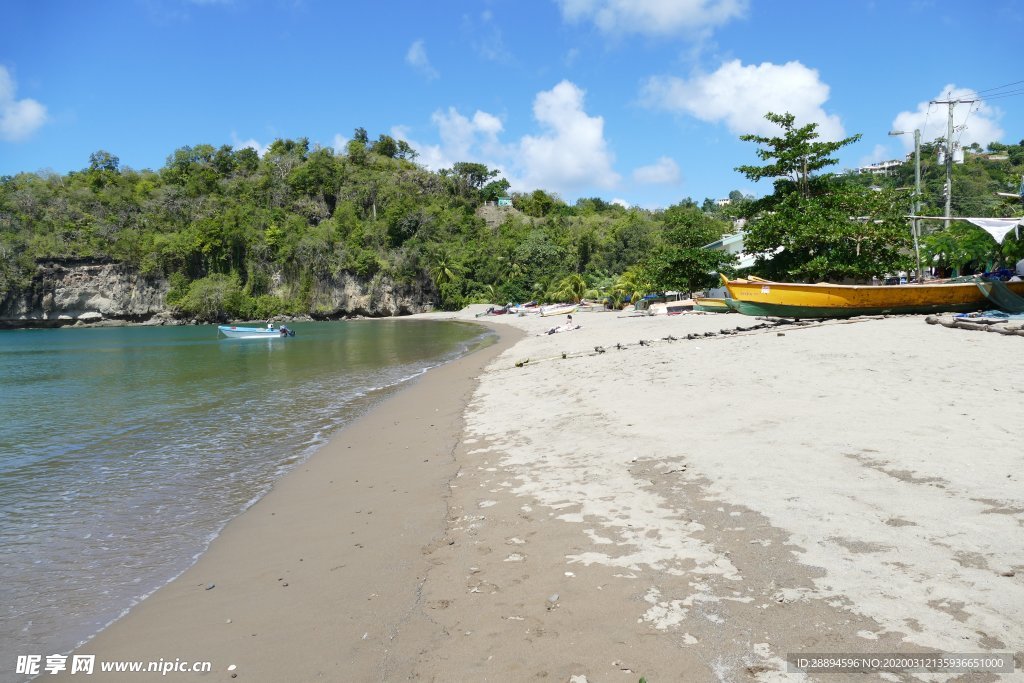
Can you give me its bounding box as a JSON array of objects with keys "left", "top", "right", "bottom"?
[{"left": 50, "top": 319, "right": 520, "bottom": 682}]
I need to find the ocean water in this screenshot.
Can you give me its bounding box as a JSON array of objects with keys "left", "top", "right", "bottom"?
[{"left": 0, "top": 319, "right": 490, "bottom": 674}]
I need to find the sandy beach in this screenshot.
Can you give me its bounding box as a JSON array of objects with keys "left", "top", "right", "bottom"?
[{"left": 50, "top": 308, "right": 1022, "bottom": 682}]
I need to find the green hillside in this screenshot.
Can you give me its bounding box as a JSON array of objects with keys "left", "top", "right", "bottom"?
[{"left": 2, "top": 128, "right": 1021, "bottom": 321}]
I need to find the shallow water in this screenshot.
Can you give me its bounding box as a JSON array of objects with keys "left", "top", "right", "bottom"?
[{"left": 0, "top": 319, "right": 489, "bottom": 675}]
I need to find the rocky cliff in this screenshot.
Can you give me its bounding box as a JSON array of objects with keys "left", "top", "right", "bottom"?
[
  {"left": 0, "top": 259, "right": 169, "bottom": 328},
  {"left": 309, "top": 272, "right": 435, "bottom": 318},
  {"left": 0, "top": 260, "right": 435, "bottom": 328}
]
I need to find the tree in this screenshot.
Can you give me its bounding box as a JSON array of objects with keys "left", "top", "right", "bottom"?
[
  {"left": 514, "top": 189, "right": 561, "bottom": 217},
  {"left": 370, "top": 134, "right": 398, "bottom": 158},
  {"left": 451, "top": 162, "right": 498, "bottom": 191},
  {"left": 547, "top": 273, "right": 587, "bottom": 303},
  {"left": 737, "top": 112, "right": 910, "bottom": 281},
  {"left": 921, "top": 222, "right": 1004, "bottom": 275},
  {"left": 612, "top": 266, "right": 654, "bottom": 307},
  {"left": 644, "top": 203, "right": 735, "bottom": 292},
  {"left": 288, "top": 147, "right": 340, "bottom": 215},
  {"left": 736, "top": 112, "right": 861, "bottom": 199},
  {"left": 88, "top": 150, "right": 120, "bottom": 173},
  {"left": 743, "top": 181, "right": 912, "bottom": 281},
  {"left": 395, "top": 139, "right": 418, "bottom": 161},
  {"left": 482, "top": 178, "right": 510, "bottom": 202}
]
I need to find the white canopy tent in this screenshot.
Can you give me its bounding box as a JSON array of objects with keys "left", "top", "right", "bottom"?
[
  {"left": 906, "top": 216, "right": 1023, "bottom": 243},
  {"left": 961, "top": 217, "right": 1023, "bottom": 243}
]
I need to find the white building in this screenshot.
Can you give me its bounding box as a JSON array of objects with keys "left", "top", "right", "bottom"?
[
  {"left": 703, "top": 230, "right": 757, "bottom": 269},
  {"left": 858, "top": 160, "right": 903, "bottom": 175}
]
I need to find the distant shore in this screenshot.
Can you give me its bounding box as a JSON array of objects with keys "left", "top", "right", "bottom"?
[{"left": 51, "top": 306, "right": 1023, "bottom": 681}]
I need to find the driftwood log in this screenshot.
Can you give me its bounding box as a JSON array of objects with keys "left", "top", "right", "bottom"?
[{"left": 926, "top": 314, "right": 1024, "bottom": 336}]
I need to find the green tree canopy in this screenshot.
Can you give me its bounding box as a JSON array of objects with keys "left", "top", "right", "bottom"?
[
  {"left": 737, "top": 112, "right": 912, "bottom": 281},
  {"left": 643, "top": 203, "right": 735, "bottom": 292},
  {"left": 736, "top": 112, "right": 861, "bottom": 199}
]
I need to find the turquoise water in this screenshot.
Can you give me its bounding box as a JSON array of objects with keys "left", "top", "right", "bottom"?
[{"left": 0, "top": 320, "right": 490, "bottom": 674}]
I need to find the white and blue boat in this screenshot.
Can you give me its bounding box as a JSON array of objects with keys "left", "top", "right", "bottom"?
[{"left": 217, "top": 324, "right": 294, "bottom": 339}]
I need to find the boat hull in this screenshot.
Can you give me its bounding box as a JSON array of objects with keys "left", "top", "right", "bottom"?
[
  {"left": 721, "top": 277, "right": 1024, "bottom": 318},
  {"left": 693, "top": 297, "right": 733, "bottom": 313},
  {"left": 539, "top": 304, "right": 579, "bottom": 317},
  {"left": 218, "top": 325, "right": 284, "bottom": 339}
]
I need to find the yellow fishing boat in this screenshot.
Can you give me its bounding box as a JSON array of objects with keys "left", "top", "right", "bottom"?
[
  {"left": 692, "top": 297, "right": 733, "bottom": 313},
  {"left": 720, "top": 274, "right": 1024, "bottom": 318}
]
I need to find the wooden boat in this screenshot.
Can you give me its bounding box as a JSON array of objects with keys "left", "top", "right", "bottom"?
[
  {"left": 218, "top": 325, "right": 293, "bottom": 339},
  {"left": 693, "top": 297, "right": 733, "bottom": 313},
  {"left": 539, "top": 303, "right": 579, "bottom": 317},
  {"left": 720, "top": 274, "right": 1024, "bottom": 318},
  {"left": 508, "top": 302, "right": 539, "bottom": 314},
  {"left": 649, "top": 299, "right": 695, "bottom": 316},
  {"left": 475, "top": 305, "right": 510, "bottom": 317}
]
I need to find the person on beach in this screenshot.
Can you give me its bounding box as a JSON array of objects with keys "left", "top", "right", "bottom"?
[{"left": 546, "top": 315, "right": 579, "bottom": 335}]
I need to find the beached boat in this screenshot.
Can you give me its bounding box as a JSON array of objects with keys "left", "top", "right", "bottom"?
[
  {"left": 649, "top": 299, "right": 695, "bottom": 316},
  {"left": 720, "top": 274, "right": 1024, "bottom": 318},
  {"left": 218, "top": 325, "right": 293, "bottom": 339},
  {"left": 539, "top": 303, "right": 579, "bottom": 317},
  {"left": 508, "top": 302, "right": 539, "bottom": 314},
  {"left": 693, "top": 297, "right": 733, "bottom": 313},
  {"left": 475, "top": 305, "right": 510, "bottom": 317}
]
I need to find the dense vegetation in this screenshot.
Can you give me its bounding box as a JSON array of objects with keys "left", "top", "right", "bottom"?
[
  {"left": 843, "top": 133, "right": 1024, "bottom": 276},
  {"left": 737, "top": 112, "right": 915, "bottom": 281},
  {"left": 0, "top": 131, "right": 734, "bottom": 319},
  {"left": 737, "top": 112, "right": 1024, "bottom": 281},
  {"left": 1, "top": 119, "right": 1021, "bottom": 320}
]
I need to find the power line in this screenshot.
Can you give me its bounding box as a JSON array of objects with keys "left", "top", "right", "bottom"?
[
  {"left": 974, "top": 79, "right": 1024, "bottom": 95},
  {"left": 980, "top": 88, "right": 1024, "bottom": 101}
]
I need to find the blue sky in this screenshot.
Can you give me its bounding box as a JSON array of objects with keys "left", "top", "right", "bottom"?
[{"left": 2, "top": 0, "right": 1022, "bottom": 208}]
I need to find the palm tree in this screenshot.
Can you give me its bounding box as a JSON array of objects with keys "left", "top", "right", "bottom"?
[
  {"left": 548, "top": 273, "right": 587, "bottom": 303},
  {"left": 612, "top": 267, "right": 650, "bottom": 307},
  {"left": 429, "top": 255, "right": 458, "bottom": 289}
]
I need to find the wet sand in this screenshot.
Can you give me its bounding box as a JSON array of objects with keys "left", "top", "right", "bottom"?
[
  {"left": 53, "top": 322, "right": 520, "bottom": 681},
  {"left": 53, "top": 308, "right": 1024, "bottom": 682}
]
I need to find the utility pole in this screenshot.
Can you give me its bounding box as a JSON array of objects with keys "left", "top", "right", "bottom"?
[
  {"left": 930, "top": 97, "right": 977, "bottom": 229},
  {"left": 913, "top": 128, "right": 922, "bottom": 281},
  {"left": 888, "top": 128, "right": 924, "bottom": 281}
]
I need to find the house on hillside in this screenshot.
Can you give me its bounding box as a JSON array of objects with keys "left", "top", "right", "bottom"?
[
  {"left": 703, "top": 228, "right": 757, "bottom": 270},
  {"left": 858, "top": 160, "right": 903, "bottom": 175}
]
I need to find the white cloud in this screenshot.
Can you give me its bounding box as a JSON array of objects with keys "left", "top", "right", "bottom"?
[
  {"left": 473, "top": 11, "right": 512, "bottom": 63},
  {"left": 891, "top": 85, "right": 1004, "bottom": 153},
  {"left": 396, "top": 80, "right": 619, "bottom": 197},
  {"left": 0, "top": 66, "right": 48, "bottom": 142},
  {"left": 857, "top": 143, "right": 894, "bottom": 169},
  {"left": 642, "top": 59, "right": 846, "bottom": 140},
  {"left": 633, "top": 156, "right": 680, "bottom": 184},
  {"left": 556, "top": 0, "right": 748, "bottom": 36},
  {"left": 230, "top": 133, "right": 268, "bottom": 157},
  {"left": 331, "top": 134, "right": 348, "bottom": 154},
  {"left": 518, "top": 80, "right": 619, "bottom": 192},
  {"left": 394, "top": 109, "right": 509, "bottom": 171},
  {"left": 611, "top": 197, "right": 631, "bottom": 208},
  {"left": 406, "top": 39, "right": 439, "bottom": 80}
]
